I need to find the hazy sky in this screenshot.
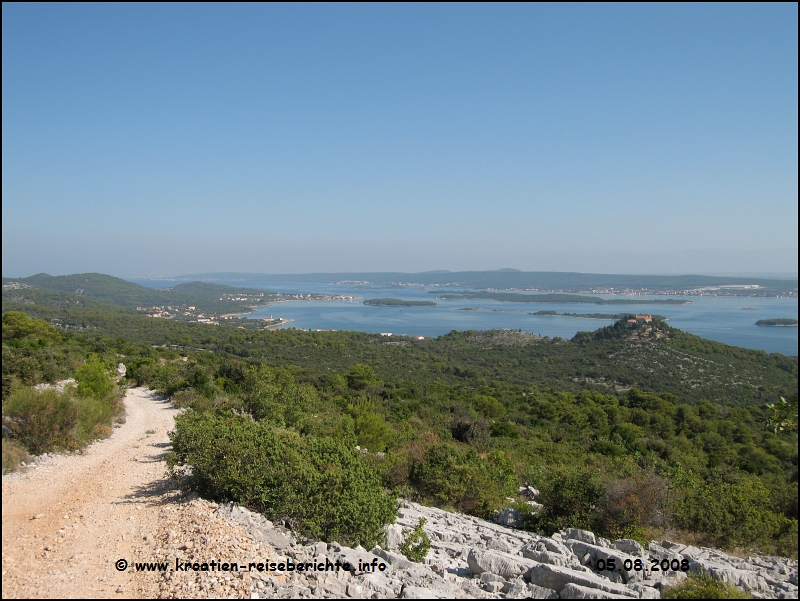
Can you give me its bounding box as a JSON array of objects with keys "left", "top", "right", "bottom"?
[{"left": 3, "top": 3, "right": 798, "bottom": 277}]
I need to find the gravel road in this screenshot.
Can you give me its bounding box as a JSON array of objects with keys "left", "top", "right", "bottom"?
[{"left": 2, "top": 388, "right": 183, "bottom": 598}]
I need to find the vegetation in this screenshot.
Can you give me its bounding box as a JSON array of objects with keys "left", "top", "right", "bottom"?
[
  {"left": 756, "top": 318, "right": 798, "bottom": 327},
  {"left": 766, "top": 397, "right": 798, "bottom": 434},
  {"left": 2, "top": 312, "right": 123, "bottom": 457},
  {"left": 3, "top": 272, "right": 275, "bottom": 314},
  {"left": 399, "top": 518, "right": 431, "bottom": 562},
  {"left": 166, "top": 411, "right": 396, "bottom": 547},
  {"left": 2, "top": 282, "right": 798, "bottom": 557},
  {"left": 533, "top": 310, "right": 667, "bottom": 320},
  {"left": 662, "top": 572, "right": 751, "bottom": 599},
  {"left": 4, "top": 293, "right": 795, "bottom": 406},
  {"left": 363, "top": 298, "right": 438, "bottom": 306},
  {"left": 2, "top": 439, "right": 29, "bottom": 474}
]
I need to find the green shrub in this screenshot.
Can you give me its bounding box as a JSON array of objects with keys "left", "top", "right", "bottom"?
[
  {"left": 662, "top": 572, "right": 750, "bottom": 599},
  {"left": 490, "top": 421, "right": 519, "bottom": 438},
  {"left": 171, "top": 388, "right": 198, "bottom": 408},
  {"left": 450, "top": 417, "right": 490, "bottom": 446},
  {"left": 3, "top": 387, "right": 80, "bottom": 454},
  {"left": 412, "top": 444, "right": 472, "bottom": 506},
  {"left": 75, "top": 355, "right": 115, "bottom": 400},
  {"left": 400, "top": 518, "right": 431, "bottom": 562},
  {"left": 353, "top": 409, "right": 392, "bottom": 452},
  {"left": 2, "top": 384, "right": 118, "bottom": 454},
  {"left": 473, "top": 395, "right": 505, "bottom": 419},
  {"left": 673, "top": 477, "right": 792, "bottom": 551},
  {"left": 411, "top": 444, "right": 516, "bottom": 515},
  {"left": 244, "top": 366, "right": 320, "bottom": 429},
  {"left": 529, "top": 467, "right": 606, "bottom": 535},
  {"left": 167, "top": 412, "right": 397, "bottom": 547},
  {"left": 75, "top": 393, "right": 114, "bottom": 444}
]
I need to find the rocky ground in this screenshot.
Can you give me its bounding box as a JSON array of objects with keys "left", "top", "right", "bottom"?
[
  {"left": 202, "top": 500, "right": 798, "bottom": 599},
  {"left": 2, "top": 386, "right": 797, "bottom": 599}
]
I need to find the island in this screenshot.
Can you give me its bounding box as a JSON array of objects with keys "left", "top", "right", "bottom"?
[
  {"left": 363, "top": 298, "right": 438, "bottom": 307},
  {"left": 756, "top": 318, "right": 798, "bottom": 327},
  {"left": 532, "top": 310, "right": 668, "bottom": 320},
  {"left": 455, "top": 307, "right": 481, "bottom": 311}
]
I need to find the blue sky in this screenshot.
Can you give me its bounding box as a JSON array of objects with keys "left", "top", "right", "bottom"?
[{"left": 2, "top": 3, "right": 797, "bottom": 277}]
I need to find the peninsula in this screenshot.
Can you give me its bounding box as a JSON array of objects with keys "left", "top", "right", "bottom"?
[{"left": 435, "top": 291, "right": 690, "bottom": 305}]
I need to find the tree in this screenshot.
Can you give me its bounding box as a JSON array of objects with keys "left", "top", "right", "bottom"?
[
  {"left": 347, "top": 364, "right": 377, "bottom": 390},
  {"left": 75, "top": 355, "right": 115, "bottom": 400},
  {"left": 2, "top": 311, "right": 60, "bottom": 343}
]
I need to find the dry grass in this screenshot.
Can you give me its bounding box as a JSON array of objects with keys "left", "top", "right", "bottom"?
[{"left": 2, "top": 439, "right": 30, "bottom": 474}]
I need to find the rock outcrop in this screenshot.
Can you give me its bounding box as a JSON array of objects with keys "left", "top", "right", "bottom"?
[{"left": 214, "top": 500, "right": 797, "bottom": 599}]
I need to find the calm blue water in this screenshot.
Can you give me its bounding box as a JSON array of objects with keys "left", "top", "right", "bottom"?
[{"left": 131, "top": 278, "right": 798, "bottom": 356}]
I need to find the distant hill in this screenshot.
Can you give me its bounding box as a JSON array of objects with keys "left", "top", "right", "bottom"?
[
  {"left": 2, "top": 273, "right": 274, "bottom": 314},
  {"left": 170, "top": 270, "right": 798, "bottom": 295}
]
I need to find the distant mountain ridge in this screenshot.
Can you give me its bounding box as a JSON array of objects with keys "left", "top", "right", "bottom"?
[{"left": 163, "top": 270, "right": 798, "bottom": 295}]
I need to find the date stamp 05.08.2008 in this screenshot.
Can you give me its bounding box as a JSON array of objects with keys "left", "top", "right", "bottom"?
[{"left": 591, "top": 557, "right": 690, "bottom": 573}]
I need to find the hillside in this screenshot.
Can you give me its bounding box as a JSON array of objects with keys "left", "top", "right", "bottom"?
[
  {"left": 3, "top": 288, "right": 796, "bottom": 406},
  {"left": 2, "top": 273, "right": 274, "bottom": 316},
  {"left": 3, "top": 297, "right": 797, "bottom": 563}
]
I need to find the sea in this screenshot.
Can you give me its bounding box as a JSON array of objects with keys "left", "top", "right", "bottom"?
[{"left": 130, "top": 278, "right": 798, "bottom": 357}]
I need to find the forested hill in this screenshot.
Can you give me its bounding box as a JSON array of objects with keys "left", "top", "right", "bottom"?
[
  {"left": 2, "top": 273, "right": 273, "bottom": 314},
  {"left": 2, "top": 284, "right": 796, "bottom": 406}
]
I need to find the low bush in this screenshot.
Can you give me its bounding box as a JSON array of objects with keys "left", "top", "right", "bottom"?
[
  {"left": 673, "top": 476, "right": 798, "bottom": 556},
  {"left": 599, "top": 471, "right": 669, "bottom": 542},
  {"left": 400, "top": 517, "right": 431, "bottom": 562},
  {"left": 410, "top": 443, "right": 516, "bottom": 515},
  {"left": 2, "top": 385, "right": 119, "bottom": 455},
  {"left": 661, "top": 572, "right": 750, "bottom": 598},
  {"left": 166, "top": 411, "right": 397, "bottom": 548},
  {"left": 3, "top": 387, "right": 80, "bottom": 454},
  {"left": 528, "top": 467, "right": 606, "bottom": 535}
]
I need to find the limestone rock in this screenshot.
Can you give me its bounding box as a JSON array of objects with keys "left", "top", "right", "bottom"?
[
  {"left": 526, "top": 563, "right": 639, "bottom": 597},
  {"left": 612, "top": 539, "right": 645, "bottom": 557},
  {"left": 495, "top": 508, "right": 523, "bottom": 528},
  {"left": 565, "top": 539, "right": 648, "bottom": 583},
  {"left": 467, "top": 548, "right": 539, "bottom": 580},
  {"left": 563, "top": 528, "right": 597, "bottom": 545},
  {"left": 372, "top": 546, "right": 413, "bottom": 570},
  {"left": 383, "top": 523, "right": 404, "bottom": 551}
]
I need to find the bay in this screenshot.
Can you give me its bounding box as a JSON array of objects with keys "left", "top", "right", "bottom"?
[{"left": 131, "top": 278, "right": 798, "bottom": 356}]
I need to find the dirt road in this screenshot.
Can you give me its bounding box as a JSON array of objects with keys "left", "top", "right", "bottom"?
[{"left": 2, "top": 388, "right": 188, "bottom": 598}]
